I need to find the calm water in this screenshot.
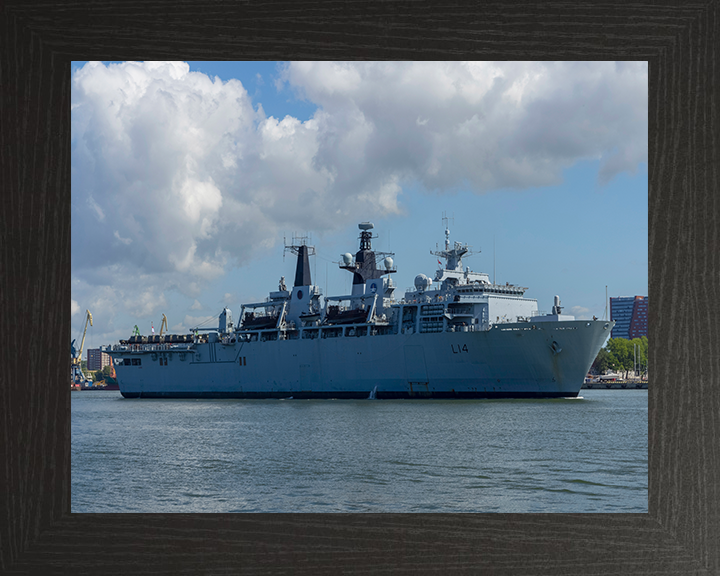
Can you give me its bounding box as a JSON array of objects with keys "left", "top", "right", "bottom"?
[{"left": 72, "top": 390, "right": 647, "bottom": 513}]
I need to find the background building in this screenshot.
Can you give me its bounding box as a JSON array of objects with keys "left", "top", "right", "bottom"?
[
  {"left": 610, "top": 296, "right": 648, "bottom": 339},
  {"left": 87, "top": 348, "right": 112, "bottom": 371}
]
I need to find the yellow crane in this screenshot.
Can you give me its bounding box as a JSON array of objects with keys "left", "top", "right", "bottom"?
[
  {"left": 71, "top": 309, "right": 93, "bottom": 383},
  {"left": 159, "top": 313, "right": 168, "bottom": 336}
]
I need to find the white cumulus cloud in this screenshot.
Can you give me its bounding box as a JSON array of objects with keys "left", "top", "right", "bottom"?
[
  {"left": 280, "top": 61, "right": 647, "bottom": 192},
  {"left": 71, "top": 60, "right": 646, "bottom": 337}
]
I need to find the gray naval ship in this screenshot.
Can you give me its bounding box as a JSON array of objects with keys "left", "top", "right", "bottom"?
[{"left": 105, "top": 222, "right": 613, "bottom": 399}]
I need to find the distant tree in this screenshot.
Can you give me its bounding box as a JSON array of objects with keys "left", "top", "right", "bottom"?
[
  {"left": 591, "top": 348, "right": 617, "bottom": 374},
  {"left": 102, "top": 364, "right": 114, "bottom": 377},
  {"left": 608, "top": 338, "right": 634, "bottom": 377},
  {"left": 591, "top": 337, "right": 649, "bottom": 377},
  {"left": 606, "top": 350, "right": 621, "bottom": 373},
  {"left": 600, "top": 337, "right": 649, "bottom": 378},
  {"left": 92, "top": 370, "right": 104, "bottom": 382}
]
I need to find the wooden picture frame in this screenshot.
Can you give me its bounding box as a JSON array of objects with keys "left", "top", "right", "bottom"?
[{"left": 1, "top": 2, "right": 715, "bottom": 573}]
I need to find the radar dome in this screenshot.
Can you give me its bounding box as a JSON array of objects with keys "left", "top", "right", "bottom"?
[
  {"left": 384, "top": 257, "right": 394, "bottom": 270},
  {"left": 414, "top": 274, "right": 432, "bottom": 292},
  {"left": 342, "top": 253, "right": 353, "bottom": 265}
]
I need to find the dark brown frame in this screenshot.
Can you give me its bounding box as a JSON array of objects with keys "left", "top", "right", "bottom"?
[{"left": 1, "top": 2, "right": 716, "bottom": 574}]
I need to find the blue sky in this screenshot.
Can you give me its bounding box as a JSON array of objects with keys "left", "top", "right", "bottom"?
[{"left": 71, "top": 61, "right": 647, "bottom": 349}]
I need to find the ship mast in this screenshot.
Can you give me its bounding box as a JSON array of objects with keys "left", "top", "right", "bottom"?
[
  {"left": 340, "top": 222, "right": 396, "bottom": 294},
  {"left": 431, "top": 212, "right": 473, "bottom": 272},
  {"left": 284, "top": 233, "right": 316, "bottom": 287}
]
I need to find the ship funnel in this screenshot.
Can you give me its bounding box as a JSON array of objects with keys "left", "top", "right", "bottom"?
[{"left": 294, "top": 244, "right": 312, "bottom": 287}]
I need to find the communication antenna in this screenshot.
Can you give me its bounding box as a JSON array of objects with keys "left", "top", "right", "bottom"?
[
  {"left": 284, "top": 232, "right": 315, "bottom": 257},
  {"left": 604, "top": 285, "right": 608, "bottom": 320},
  {"left": 441, "top": 211, "right": 455, "bottom": 251},
  {"left": 493, "top": 235, "right": 496, "bottom": 285}
]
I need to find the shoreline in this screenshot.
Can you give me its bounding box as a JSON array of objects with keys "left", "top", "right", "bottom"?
[{"left": 582, "top": 381, "right": 648, "bottom": 389}]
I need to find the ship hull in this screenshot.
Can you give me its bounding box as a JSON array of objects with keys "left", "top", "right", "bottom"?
[{"left": 109, "top": 320, "right": 611, "bottom": 400}]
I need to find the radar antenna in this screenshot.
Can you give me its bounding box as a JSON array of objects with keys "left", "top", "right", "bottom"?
[
  {"left": 283, "top": 233, "right": 316, "bottom": 259},
  {"left": 339, "top": 222, "right": 396, "bottom": 290},
  {"left": 284, "top": 233, "right": 316, "bottom": 287},
  {"left": 432, "top": 213, "right": 473, "bottom": 272}
]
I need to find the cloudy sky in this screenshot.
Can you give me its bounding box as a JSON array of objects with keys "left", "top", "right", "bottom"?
[{"left": 71, "top": 60, "right": 647, "bottom": 350}]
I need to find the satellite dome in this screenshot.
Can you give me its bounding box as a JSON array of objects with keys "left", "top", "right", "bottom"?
[
  {"left": 414, "top": 274, "right": 432, "bottom": 291},
  {"left": 342, "top": 253, "right": 353, "bottom": 265},
  {"left": 384, "top": 257, "right": 394, "bottom": 270}
]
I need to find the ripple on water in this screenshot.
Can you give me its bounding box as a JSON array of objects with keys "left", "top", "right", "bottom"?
[{"left": 72, "top": 389, "right": 648, "bottom": 513}]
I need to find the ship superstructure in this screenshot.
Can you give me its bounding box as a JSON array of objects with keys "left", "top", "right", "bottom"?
[{"left": 105, "top": 221, "right": 613, "bottom": 399}]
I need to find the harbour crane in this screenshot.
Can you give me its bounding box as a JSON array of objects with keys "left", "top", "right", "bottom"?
[
  {"left": 159, "top": 313, "right": 168, "bottom": 337},
  {"left": 71, "top": 309, "right": 93, "bottom": 384}
]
